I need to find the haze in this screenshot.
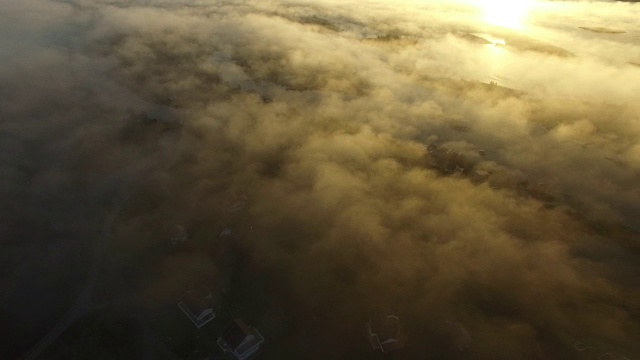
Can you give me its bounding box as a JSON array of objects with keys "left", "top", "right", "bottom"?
[{"left": 1, "top": 0, "right": 639, "bottom": 359}]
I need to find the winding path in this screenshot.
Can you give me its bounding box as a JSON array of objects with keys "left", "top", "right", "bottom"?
[{"left": 22, "top": 191, "right": 132, "bottom": 360}]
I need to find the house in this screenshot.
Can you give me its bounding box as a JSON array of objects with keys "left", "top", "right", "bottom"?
[
  {"left": 446, "top": 321, "right": 471, "bottom": 352},
  {"left": 224, "top": 191, "right": 248, "bottom": 213},
  {"left": 219, "top": 228, "right": 232, "bottom": 239},
  {"left": 217, "top": 319, "right": 265, "bottom": 360},
  {"left": 366, "top": 315, "right": 406, "bottom": 353},
  {"left": 472, "top": 169, "right": 491, "bottom": 184},
  {"left": 177, "top": 287, "right": 216, "bottom": 329},
  {"left": 170, "top": 224, "right": 188, "bottom": 245}
]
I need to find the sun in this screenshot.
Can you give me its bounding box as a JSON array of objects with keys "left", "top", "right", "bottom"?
[{"left": 478, "top": 0, "right": 534, "bottom": 29}]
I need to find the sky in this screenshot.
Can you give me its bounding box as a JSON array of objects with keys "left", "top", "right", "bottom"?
[{"left": 0, "top": 0, "right": 639, "bottom": 359}]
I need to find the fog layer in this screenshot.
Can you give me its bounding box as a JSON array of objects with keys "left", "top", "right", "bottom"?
[{"left": 1, "top": 0, "right": 639, "bottom": 359}]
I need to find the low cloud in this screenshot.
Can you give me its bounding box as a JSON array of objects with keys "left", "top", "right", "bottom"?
[{"left": 1, "top": 0, "right": 638, "bottom": 358}]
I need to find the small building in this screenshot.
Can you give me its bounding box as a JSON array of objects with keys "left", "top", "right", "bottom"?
[
  {"left": 472, "top": 169, "right": 491, "bottom": 183},
  {"left": 224, "top": 191, "right": 248, "bottom": 213},
  {"left": 446, "top": 321, "right": 471, "bottom": 352},
  {"left": 177, "top": 287, "right": 216, "bottom": 329},
  {"left": 170, "top": 224, "right": 188, "bottom": 245},
  {"left": 366, "top": 315, "right": 406, "bottom": 353},
  {"left": 217, "top": 319, "right": 265, "bottom": 360},
  {"left": 219, "top": 228, "right": 232, "bottom": 239}
]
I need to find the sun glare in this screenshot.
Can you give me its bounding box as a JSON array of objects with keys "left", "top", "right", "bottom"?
[{"left": 478, "top": 0, "right": 533, "bottom": 29}]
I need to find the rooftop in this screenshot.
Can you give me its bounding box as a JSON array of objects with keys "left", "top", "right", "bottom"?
[
  {"left": 367, "top": 315, "right": 406, "bottom": 353},
  {"left": 177, "top": 287, "right": 216, "bottom": 329},
  {"left": 218, "top": 319, "right": 265, "bottom": 360}
]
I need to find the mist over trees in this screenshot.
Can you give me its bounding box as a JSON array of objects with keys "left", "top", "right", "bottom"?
[{"left": 1, "top": 0, "right": 639, "bottom": 359}]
